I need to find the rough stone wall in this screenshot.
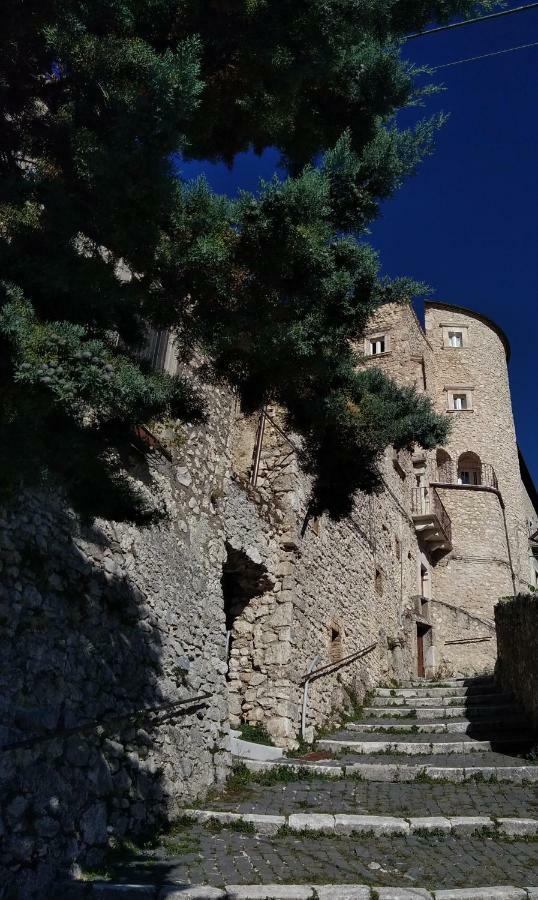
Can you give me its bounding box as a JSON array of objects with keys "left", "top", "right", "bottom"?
[
  {"left": 425, "top": 303, "right": 529, "bottom": 593},
  {"left": 224, "top": 403, "right": 423, "bottom": 747},
  {"left": 290, "top": 449, "right": 420, "bottom": 740},
  {"left": 520, "top": 479, "right": 538, "bottom": 588},
  {"left": 360, "top": 302, "right": 435, "bottom": 395},
  {"left": 432, "top": 487, "right": 514, "bottom": 624},
  {"left": 0, "top": 385, "right": 234, "bottom": 897},
  {"left": 429, "top": 599, "right": 496, "bottom": 677},
  {"left": 495, "top": 594, "right": 538, "bottom": 731}
]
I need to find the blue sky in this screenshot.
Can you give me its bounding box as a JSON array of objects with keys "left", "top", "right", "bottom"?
[{"left": 179, "top": 2, "right": 538, "bottom": 483}]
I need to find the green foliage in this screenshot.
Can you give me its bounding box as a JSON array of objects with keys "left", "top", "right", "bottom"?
[
  {"left": 239, "top": 723, "right": 274, "bottom": 746},
  {"left": 0, "top": 0, "right": 490, "bottom": 517}
]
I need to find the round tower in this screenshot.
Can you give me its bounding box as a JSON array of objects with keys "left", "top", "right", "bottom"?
[{"left": 424, "top": 301, "right": 529, "bottom": 632}]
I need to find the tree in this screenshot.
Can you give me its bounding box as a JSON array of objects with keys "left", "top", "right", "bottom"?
[{"left": 0, "top": 0, "right": 492, "bottom": 518}]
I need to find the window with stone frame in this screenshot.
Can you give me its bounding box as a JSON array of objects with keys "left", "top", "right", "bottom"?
[
  {"left": 365, "top": 332, "right": 391, "bottom": 357},
  {"left": 446, "top": 388, "right": 473, "bottom": 412},
  {"left": 442, "top": 324, "right": 469, "bottom": 350}
]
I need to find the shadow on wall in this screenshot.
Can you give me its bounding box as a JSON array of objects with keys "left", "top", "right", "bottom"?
[{"left": 0, "top": 494, "right": 216, "bottom": 898}]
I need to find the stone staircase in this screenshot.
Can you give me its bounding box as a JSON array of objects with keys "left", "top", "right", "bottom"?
[{"left": 59, "top": 677, "right": 538, "bottom": 899}]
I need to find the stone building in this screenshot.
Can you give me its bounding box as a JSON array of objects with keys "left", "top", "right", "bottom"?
[
  {"left": 1, "top": 298, "right": 536, "bottom": 893},
  {"left": 221, "top": 299, "right": 538, "bottom": 746}
]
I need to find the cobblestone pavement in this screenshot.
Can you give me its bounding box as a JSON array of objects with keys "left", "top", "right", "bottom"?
[
  {"left": 200, "top": 779, "right": 538, "bottom": 818},
  {"left": 109, "top": 830, "right": 538, "bottom": 889}
]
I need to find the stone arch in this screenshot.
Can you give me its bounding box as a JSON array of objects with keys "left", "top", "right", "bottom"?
[
  {"left": 436, "top": 449, "right": 453, "bottom": 483},
  {"left": 457, "top": 451, "right": 482, "bottom": 485}
]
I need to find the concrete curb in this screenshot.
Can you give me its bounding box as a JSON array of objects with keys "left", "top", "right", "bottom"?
[
  {"left": 56, "top": 883, "right": 538, "bottom": 899},
  {"left": 347, "top": 720, "right": 526, "bottom": 734},
  {"left": 240, "top": 757, "right": 538, "bottom": 783},
  {"left": 183, "top": 809, "right": 538, "bottom": 838},
  {"left": 317, "top": 738, "right": 525, "bottom": 754},
  {"left": 363, "top": 706, "right": 515, "bottom": 719}
]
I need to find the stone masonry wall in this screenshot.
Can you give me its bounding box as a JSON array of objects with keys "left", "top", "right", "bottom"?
[
  {"left": 0, "top": 384, "right": 234, "bottom": 898},
  {"left": 432, "top": 487, "right": 514, "bottom": 626},
  {"left": 429, "top": 599, "right": 496, "bottom": 677},
  {"left": 495, "top": 594, "right": 538, "bottom": 731},
  {"left": 424, "top": 303, "right": 528, "bottom": 593},
  {"left": 225, "top": 403, "right": 423, "bottom": 747}
]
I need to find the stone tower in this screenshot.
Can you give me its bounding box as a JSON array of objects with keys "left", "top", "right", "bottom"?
[{"left": 424, "top": 301, "right": 531, "bottom": 626}]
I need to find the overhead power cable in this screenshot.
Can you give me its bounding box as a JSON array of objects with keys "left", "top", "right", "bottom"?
[
  {"left": 407, "top": 1, "right": 538, "bottom": 39},
  {"left": 433, "top": 38, "right": 538, "bottom": 68}
]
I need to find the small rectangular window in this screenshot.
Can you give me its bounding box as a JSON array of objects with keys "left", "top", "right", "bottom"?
[
  {"left": 370, "top": 337, "right": 385, "bottom": 356},
  {"left": 453, "top": 393, "right": 468, "bottom": 410},
  {"left": 448, "top": 331, "right": 463, "bottom": 348}
]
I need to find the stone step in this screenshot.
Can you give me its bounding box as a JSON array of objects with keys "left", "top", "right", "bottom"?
[
  {"left": 243, "top": 757, "right": 538, "bottom": 783},
  {"left": 374, "top": 686, "right": 504, "bottom": 699},
  {"left": 370, "top": 694, "right": 512, "bottom": 708},
  {"left": 391, "top": 676, "right": 496, "bottom": 687},
  {"left": 57, "top": 882, "right": 538, "bottom": 899},
  {"left": 184, "top": 808, "right": 538, "bottom": 838},
  {"left": 318, "top": 736, "right": 533, "bottom": 755},
  {"left": 364, "top": 705, "right": 517, "bottom": 719},
  {"left": 347, "top": 718, "right": 527, "bottom": 734}
]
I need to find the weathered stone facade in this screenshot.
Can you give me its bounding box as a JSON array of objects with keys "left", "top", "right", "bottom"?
[
  {"left": 1, "top": 300, "right": 536, "bottom": 894},
  {"left": 0, "top": 382, "right": 234, "bottom": 897}
]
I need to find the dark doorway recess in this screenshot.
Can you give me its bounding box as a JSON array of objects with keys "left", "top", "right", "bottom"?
[
  {"left": 221, "top": 544, "right": 274, "bottom": 672},
  {"left": 416, "top": 623, "right": 430, "bottom": 678}
]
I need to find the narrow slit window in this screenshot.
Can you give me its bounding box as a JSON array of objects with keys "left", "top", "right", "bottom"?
[
  {"left": 375, "top": 568, "right": 383, "bottom": 596},
  {"left": 330, "top": 624, "right": 343, "bottom": 662}
]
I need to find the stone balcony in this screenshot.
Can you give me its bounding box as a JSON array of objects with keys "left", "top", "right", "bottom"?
[{"left": 411, "top": 486, "right": 453, "bottom": 552}]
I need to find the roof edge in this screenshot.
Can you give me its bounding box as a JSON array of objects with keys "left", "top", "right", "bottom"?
[{"left": 424, "top": 301, "right": 511, "bottom": 362}]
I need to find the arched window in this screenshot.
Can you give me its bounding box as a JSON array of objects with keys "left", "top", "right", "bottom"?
[
  {"left": 457, "top": 451, "right": 482, "bottom": 486},
  {"left": 436, "top": 449, "right": 452, "bottom": 483}
]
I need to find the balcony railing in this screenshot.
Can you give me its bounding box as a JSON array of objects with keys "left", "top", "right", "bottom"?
[
  {"left": 411, "top": 486, "right": 452, "bottom": 548},
  {"left": 434, "top": 462, "right": 498, "bottom": 490}
]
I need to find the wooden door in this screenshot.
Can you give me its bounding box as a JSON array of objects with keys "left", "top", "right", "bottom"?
[{"left": 417, "top": 627, "right": 425, "bottom": 678}]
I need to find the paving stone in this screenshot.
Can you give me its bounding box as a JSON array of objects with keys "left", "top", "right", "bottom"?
[
  {"left": 225, "top": 887, "right": 313, "bottom": 899},
  {"left": 158, "top": 888, "right": 225, "bottom": 899},
  {"left": 408, "top": 817, "right": 452, "bottom": 834},
  {"left": 334, "top": 815, "right": 409, "bottom": 835},
  {"left": 315, "top": 888, "right": 369, "bottom": 899},
  {"left": 377, "top": 891, "right": 433, "bottom": 899},
  {"left": 287, "top": 813, "right": 335, "bottom": 832},
  {"left": 434, "top": 890, "right": 527, "bottom": 900},
  {"left": 448, "top": 817, "right": 493, "bottom": 834},
  {"left": 497, "top": 819, "right": 538, "bottom": 837}
]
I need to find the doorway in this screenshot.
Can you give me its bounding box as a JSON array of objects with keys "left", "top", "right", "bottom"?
[{"left": 416, "top": 623, "right": 431, "bottom": 678}]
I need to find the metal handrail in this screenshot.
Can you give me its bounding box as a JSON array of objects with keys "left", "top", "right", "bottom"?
[
  {"left": 434, "top": 462, "right": 499, "bottom": 490},
  {"left": 1, "top": 693, "right": 211, "bottom": 753},
  {"left": 300, "top": 642, "right": 377, "bottom": 741},
  {"left": 300, "top": 642, "right": 377, "bottom": 685},
  {"left": 411, "top": 487, "right": 452, "bottom": 544}
]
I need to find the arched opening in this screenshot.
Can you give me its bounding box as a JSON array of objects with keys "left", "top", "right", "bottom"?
[
  {"left": 457, "top": 451, "right": 482, "bottom": 486},
  {"left": 221, "top": 544, "right": 274, "bottom": 673},
  {"left": 436, "top": 449, "right": 453, "bottom": 484}
]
